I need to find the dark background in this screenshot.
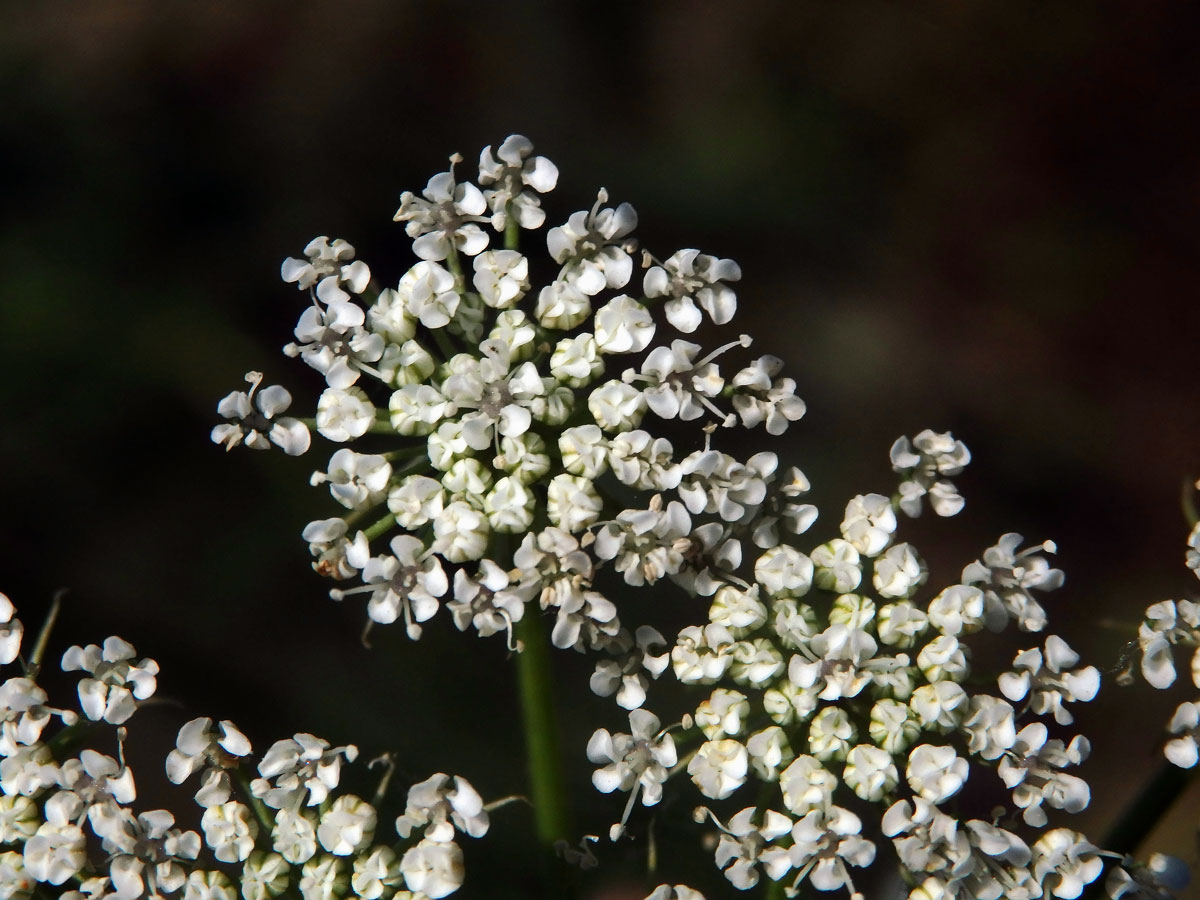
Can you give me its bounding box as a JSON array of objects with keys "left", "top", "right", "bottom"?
[{"left": 2, "top": 2, "right": 1199, "bottom": 897}]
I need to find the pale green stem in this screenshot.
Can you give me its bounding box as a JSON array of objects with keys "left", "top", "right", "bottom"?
[
  {"left": 363, "top": 513, "right": 396, "bottom": 542},
  {"left": 27, "top": 590, "right": 64, "bottom": 680},
  {"left": 504, "top": 209, "right": 519, "bottom": 252},
  {"left": 233, "top": 768, "right": 276, "bottom": 838},
  {"left": 514, "top": 610, "right": 571, "bottom": 850},
  {"left": 1182, "top": 476, "right": 1198, "bottom": 528}
]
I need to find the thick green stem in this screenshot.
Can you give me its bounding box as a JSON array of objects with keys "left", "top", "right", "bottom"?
[{"left": 514, "top": 610, "right": 571, "bottom": 850}]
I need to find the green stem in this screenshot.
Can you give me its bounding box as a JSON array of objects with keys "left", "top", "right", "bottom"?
[
  {"left": 430, "top": 326, "right": 457, "bottom": 363},
  {"left": 514, "top": 610, "right": 571, "bottom": 850},
  {"left": 363, "top": 513, "right": 397, "bottom": 542},
  {"left": 233, "top": 768, "right": 277, "bottom": 838},
  {"left": 504, "top": 207, "right": 519, "bottom": 252},
  {"left": 1182, "top": 476, "right": 1198, "bottom": 528},
  {"left": 27, "top": 589, "right": 64, "bottom": 680}
]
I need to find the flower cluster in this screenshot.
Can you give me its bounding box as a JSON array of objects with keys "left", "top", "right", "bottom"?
[
  {"left": 209, "top": 137, "right": 1194, "bottom": 900},
  {"left": 0, "top": 593, "right": 496, "bottom": 900}
]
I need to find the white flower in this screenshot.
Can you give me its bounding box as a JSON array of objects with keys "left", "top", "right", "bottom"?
[
  {"left": 395, "top": 260, "right": 461, "bottom": 329},
  {"left": 547, "top": 190, "right": 637, "bottom": 294},
  {"left": 643, "top": 249, "right": 740, "bottom": 333},
  {"left": 672, "top": 624, "right": 737, "bottom": 684},
  {"left": 998, "top": 723, "right": 1090, "bottom": 826},
  {"left": 551, "top": 333, "right": 604, "bottom": 388},
  {"left": 842, "top": 744, "right": 898, "bottom": 802},
  {"left": 202, "top": 802, "right": 258, "bottom": 863},
  {"left": 387, "top": 475, "right": 445, "bottom": 530},
  {"left": 61, "top": 637, "right": 157, "bottom": 725},
  {"left": 910, "top": 682, "right": 970, "bottom": 732},
  {"left": 299, "top": 856, "right": 348, "bottom": 900},
  {"left": 589, "top": 626, "right": 670, "bottom": 710},
  {"left": 961, "top": 695, "right": 1017, "bottom": 760},
  {"left": 238, "top": 858, "right": 296, "bottom": 900},
  {"left": 784, "top": 807, "right": 875, "bottom": 896},
  {"left": 351, "top": 846, "right": 402, "bottom": 900},
  {"left": 644, "top": 886, "right": 706, "bottom": 900},
  {"left": 810, "top": 539, "right": 862, "bottom": 593},
  {"left": 873, "top": 542, "right": 927, "bottom": 599},
  {"left": 182, "top": 870, "right": 237, "bottom": 900},
  {"left": 891, "top": 430, "right": 970, "bottom": 518},
  {"left": 1031, "top": 828, "right": 1102, "bottom": 899},
  {"left": 807, "top": 707, "right": 856, "bottom": 762},
  {"left": 0, "top": 596, "right": 22, "bottom": 666},
  {"left": 23, "top": 821, "right": 85, "bottom": 885},
  {"left": 394, "top": 155, "right": 489, "bottom": 262},
  {"left": 1164, "top": 701, "right": 1200, "bottom": 767},
  {"left": 399, "top": 838, "right": 463, "bottom": 899},
  {"left": 754, "top": 545, "right": 814, "bottom": 598},
  {"left": 730, "top": 356, "right": 806, "bottom": 435},
  {"left": 546, "top": 474, "right": 603, "bottom": 532},
  {"left": 779, "top": 755, "right": 837, "bottom": 816},
  {"left": 535, "top": 280, "right": 591, "bottom": 330},
  {"left": 315, "top": 386, "right": 375, "bottom": 442},
  {"left": 252, "top": 734, "right": 357, "bottom": 811},
  {"left": 448, "top": 562, "right": 528, "bottom": 644},
  {"left": 694, "top": 689, "right": 751, "bottom": 739},
  {"left": 48, "top": 749, "right": 136, "bottom": 833},
  {"left": 906, "top": 744, "right": 968, "bottom": 803},
  {"left": 588, "top": 380, "right": 647, "bottom": 432},
  {"left": 396, "top": 774, "right": 488, "bottom": 842},
  {"left": 963, "top": 534, "right": 1063, "bottom": 632},
  {"left": 311, "top": 449, "right": 391, "bottom": 510},
  {"left": 472, "top": 250, "right": 529, "bottom": 308},
  {"left": 841, "top": 493, "right": 897, "bottom": 556},
  {"left": 706, "top": 806, "right": 792, "bottom": 889},
  {"left": 332, "top": 535, "right": 448, "bottom": 637},
  {"left": 433, "top": 500, "right": 491, "bottom": 563},
  {"left": 589, "top": 710, "right": 677, "bottom": 835},
  {"left": 0, "top": 796, "right": 39, "bottom": 844},
  {"left": 927, "top": 584, "right": 986, "bottom": 636},
  {"left": 477, "top": 134, "right": 558, "bottom": 229},
  {"left": 788, "top": 624, "right": 881, "bottom": 701},
  {"left": 271, "top": 809, "right": 318, "bottom": 864},
  {"left": 998, "top": 634, "right": 1099, "bottom": 725},
  {"left": 317, "top": 794, "right": 375, "bottom": 856},
  {"left": 212, "top": 371, "right": 310, "bottom": 456},
  {"left": 594, "top": 295, "right": 655, "bottom": 354},
  {"left": 280, "top": 237, "right": 370, "bottom": 309},
  {"left": 687, "top": 739, "right": 748, "bottom": 801},
  {"left": 283, "top": 305, "right": 383, "bottom": 390},
  {"left": 869, "top": 698, "right": 919, "bottom": 754}
]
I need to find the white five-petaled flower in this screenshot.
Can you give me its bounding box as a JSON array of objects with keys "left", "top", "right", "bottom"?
[
  {"left": 212, "top": 371, "right": 310, "bottom": 456},
  {"left": 251, "top": 734, "right": 358, "bottom": 811},
  {"left": 547, "top": 189, "right": 637, "bottom": 295},
  {"left": 61, "top": 637, "right": 158, "bottom": 725},
  {"left": 588, "top": 709, "right": 677, "bottom": 839},
  {"left": 330, "top": 535, "right": 448, "bottom": 639},
  {"left": 394, "top": 774, "right": 488, "bottom": 842},
  {"left": 280, "top": 236, "right": 371, "bottom": 312},
  {"left": 477, "top": 134, "right": 559, "bottom": 230},
  {"left": 394, "top": 155, "right": 489, "bottom": 262},
  {"left": 165, "top": 717, "right": 252, "bottom": 808},
  {"left": 643, "top": 249, "right": 740, "bottom": 334}
]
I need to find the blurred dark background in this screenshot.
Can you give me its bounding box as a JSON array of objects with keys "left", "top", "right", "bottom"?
[{"left": 2, "top": 1, "right": 1199, "bottom": 897}]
